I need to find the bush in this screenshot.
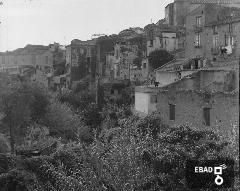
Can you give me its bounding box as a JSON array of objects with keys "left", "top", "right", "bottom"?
[
  {"left": 57, "top": 90, "right": 95, "bottom": 110},
  {"left": 148, "top": 49, "right": 174, "bottom": 70},
  {"left": 43, "top": 101, "right": 88, "bottom": 141}
]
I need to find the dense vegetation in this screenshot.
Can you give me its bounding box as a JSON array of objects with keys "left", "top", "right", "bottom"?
[
  {"left": 148, "top": 49, "right": 174, "bottom": 70},
  {"left": 0, "top": 76, "right": 239, "bottom": 191}
]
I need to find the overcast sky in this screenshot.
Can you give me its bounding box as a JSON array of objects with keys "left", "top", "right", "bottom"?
[{"left": 0, "top": 0, "right": 172, "bottom": 51}]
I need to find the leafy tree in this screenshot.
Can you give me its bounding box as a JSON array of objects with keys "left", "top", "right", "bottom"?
[
  {"left": 57, "top": 90, "right": 95, "bottom": 110},
  {"left": 53, "top": 61, "right": 66, "bottom": 76},
  {"left": 43, "top": 101, "right": 82, "bottom": 141},
  {"left": 0, "top": 82, "right": 32, "bottom": 153},
  {"left": 148, "top": 49, "right": 174, "bottom": 70},
  {"left": 133, "top": 57, "right": 142, "bottom": 69},
  {"left": 0, "top": 81, "right": 50, "bottom": 153}
]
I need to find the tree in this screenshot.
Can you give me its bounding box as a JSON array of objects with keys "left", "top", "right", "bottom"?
[
  {"left": 0, "top": 81, "right": 49, "bottom": 153},
  {"left": 0, "top": 82, "right": 32, "bottom": 154},
  {"left": 148, "top": 49, "right": 174, "bottom": 70},
  {"left": 133, "top": 57, "right": 142, "bottom": 69}
]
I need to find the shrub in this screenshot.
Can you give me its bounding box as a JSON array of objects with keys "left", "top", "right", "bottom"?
[{"left": 43, "top": 101, "right": 83, "bottom": 141}]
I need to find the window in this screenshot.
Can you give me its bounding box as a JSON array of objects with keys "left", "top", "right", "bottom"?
[
  {"left": 169, "top": 104, "right": 175, "bottom": 121},
  {"left": 229, "top": 23, "right": 233, "bottom": 33},
  {"left": 45, "top": 56, "right": 48, "bottom": 65},
  {"left": 149, "top": 30, "right": 154, "bottom": 46},
  {"left": 213, "top": 34, "right": 218, "bottom": 48},
  {"left": 32, "top": 55, "right": 36, "bottom": 65},
  {"left": 143, "top": 63, "right": 146, "bottom": 69},
  {"left": 225, "top": 35, "right": 234, "bottom": 46},
  {"left": 203, "top": 108, "right": 210, "bottom": 126},
  {"left": 150, "top": 95, "right": 157, "bottom": 103},
  {"left": 150, "top": 39, "right": 153, "bottom": 47},
  {"left": 195, "top": 34, "right": 201, "bottom": 46},
  {"left": 196, "top": 16, "right": 202, "bottom": 27},
  {"left": 230, "top": 36, "right": 234, "bottom": 46},
  {"left": 213, "top": 25, "right": 218, "bottom": 34}
]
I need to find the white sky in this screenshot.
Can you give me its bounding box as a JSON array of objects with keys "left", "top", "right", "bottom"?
[{"left": 0, "top": 0, "right": 172, "bottom": 51}]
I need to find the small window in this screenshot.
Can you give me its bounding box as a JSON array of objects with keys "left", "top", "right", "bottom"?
[
  {"left": 150, "top": 39, "right": 153, "bottom": 47},
  {"left": 213, "top": 25, "right": 217, "bottom": 34},
  {"left": 169, "top": 104, "right": 175, "bottom": 121},
  {"left": 45, "top": 56, "right": 48, "bottom": 65},
  {"left": 212, "top": 34, "right": 218, "bottom": 48},
  {"left": 195, "top": 34, "right": 201, "bottom": 46},
  {"left": 150, "top": 95, "right": 157, "bottom": 103},
  {"left": 143, "top": 63, "right": 146, "bottom": 69},
  {"left": 196, "top": 16, "right": 202, "bottom": 27},
  {"left": 229, "top": 23, "right": 233, "bottom": 33},
  {"left": 203, "top": 108, "right": 210, "bottom": 126}
]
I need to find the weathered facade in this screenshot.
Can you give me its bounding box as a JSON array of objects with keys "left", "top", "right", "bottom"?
[
  {"left": 185, "top": 4, "right": 240, "bottom": 60},
  {"left": 0, "top": 45, "right": 54, "bottom": 87},
  {"left": 155, "top": 58, "right": 208, "bottom": 86},
  {"left": 134, "top": 58, "right": 239, "bottom": 136},
  {"left": 205, "top": 16, "right": 240, "bottom": 61},
  {"left": 156, "top": 89, "right": 238, "bottom": 139},
  {"left": 65, "top": 39, "right": 97, "bottom": 87}
]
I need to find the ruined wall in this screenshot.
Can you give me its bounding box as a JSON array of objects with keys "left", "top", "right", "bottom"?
[{"left": 157, "top": 90, "right": 239, "bottom": 139}]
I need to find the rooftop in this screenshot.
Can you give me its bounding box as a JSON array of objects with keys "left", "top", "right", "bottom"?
[{"left": 155, "top": 58, "right": 192, "bottom": 72}]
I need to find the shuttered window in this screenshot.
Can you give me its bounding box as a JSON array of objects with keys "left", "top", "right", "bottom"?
[
  {"left": 203, "top": 108, "right": 210, "bottom": 126},
  {"left": 169, "top": 104, "right": 175, "bottom": 121}
]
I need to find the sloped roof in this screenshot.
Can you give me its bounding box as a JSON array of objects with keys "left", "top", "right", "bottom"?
[{"left": 155, "top": 58, "right": 191, "bottom": 72}]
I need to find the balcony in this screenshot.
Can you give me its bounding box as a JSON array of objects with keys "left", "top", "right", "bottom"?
[
  {"left": 211, "top": 47, "right": 220, "bottom": 55},
  {"left": 193, "top": 25, "right": 203, "bottom": 32}
]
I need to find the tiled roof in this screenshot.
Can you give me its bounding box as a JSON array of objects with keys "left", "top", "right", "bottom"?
[{"left": 155, "top": 58, "right": 192, "bottom": 72}]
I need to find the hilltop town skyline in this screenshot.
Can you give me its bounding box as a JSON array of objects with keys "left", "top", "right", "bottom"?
[{"left": 0, "top": 0, "right": 173, "bottom": 52}]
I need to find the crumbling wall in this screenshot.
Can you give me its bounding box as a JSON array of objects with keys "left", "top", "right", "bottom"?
[{"left": 156, "top": 90, "right": 238, "bottom": 140}]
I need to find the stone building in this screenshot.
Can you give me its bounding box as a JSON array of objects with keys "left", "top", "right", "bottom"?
[
  {"left": 101, "top": 29, "right": 146, "bottom": 83},
  {"left": 134, "top": 59, "right": 239, "bottom": 137},
  {"left": 154, "top": 57, "right": 207, "bottom": 87},
  {"left": 143, "top": 23, "right": 185, "bottom": 80},
  {"left": 0, "top": 45, "right": 54, "bottom": 87},
  {"left": 205, "top": 15, "right": 240, "bottom": 61},
  {"left": 185, "top": 4, "right": 240, "bottom": 60},
  {"left": 65, "top": 39, "right": 97, "bottom": 88},
  {"left": 164, "top": 0, "right": 200, "bottom": 26}
]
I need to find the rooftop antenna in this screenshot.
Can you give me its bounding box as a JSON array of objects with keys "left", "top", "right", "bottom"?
[{"left": 151, "top": 18, "right": 153, "bottom": 24}]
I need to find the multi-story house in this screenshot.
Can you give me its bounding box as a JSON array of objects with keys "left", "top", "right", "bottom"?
[
  {"left": 0, "top": 45, "right": 54, "bottom": 87},
  {"left": 65, "top": 39, "right": 97, "bottom": 88},
  {"left": 205, "top": 15, "right": 240, "bottom": 61},
  {"left": 185, "top": 4, "right": 240, "bottom": 60},
  {"left": 143, "top": 23, "right": 185, "bottom": 79}
]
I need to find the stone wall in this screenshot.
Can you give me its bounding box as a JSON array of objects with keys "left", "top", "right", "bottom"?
[{"left": 156, "top": 90, "right": 239, "bottom": 139}]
